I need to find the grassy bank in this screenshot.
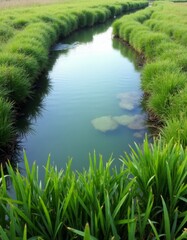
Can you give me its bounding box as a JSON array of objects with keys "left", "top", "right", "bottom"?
[
  {"left": 1, "top": 139, "right": 187, "bottom": 239},
  {"left": 113, "top": 2, "right": 187, "bottom": 145},
  {"left": 0, "top": 0, "right": 148, "bottom": 151}
]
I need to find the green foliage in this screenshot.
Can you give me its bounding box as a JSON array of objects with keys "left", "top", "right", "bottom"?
[
  {"left": 7, "top": 40, "right": 48, "bottom": 69},
  {"left": 1, "top": 139, "right": 187, "bottom": 239},
  {"left": 122, "top": 137, "right": 187, "bottom": 239},
  {"left": 113, "top": 2, "right": 187, "bottom": 146},
  {"left": 0, "top": 97, "right": 14, "bottom": 146},
  {"left": 141, "top": 60, "right": 181, "bottom": 92},
  {"left": 83, "top": 10, "right": 96, "bottom": 27},
  {"left": 161, "top": 115, "right": 187, "bottom": 146},
  {"left": 0, "top": 65, "right": 31, "bottom": 102},
  {"left": 12, "top": 18, "right": 29, "bottom": 29},
  {"left": 0, "top": 53, "right": 39, "bottom": 80},
  {"left": 0, "top": 152, "right": 133, "bottom": 239},
  {"left": 0, "top": 24, "right": 14, "bottom": 42},
  {"left": 146, "top": 71, "right": 186, "bottom": 117}
]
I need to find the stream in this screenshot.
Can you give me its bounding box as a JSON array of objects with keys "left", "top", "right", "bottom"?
[{"left": 19, "top": 20, "right": 149, "bottom": 173}]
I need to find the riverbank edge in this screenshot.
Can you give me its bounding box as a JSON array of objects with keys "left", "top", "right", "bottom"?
[{"left": 112, "top": 2, "right": 187, "bottom": 145}]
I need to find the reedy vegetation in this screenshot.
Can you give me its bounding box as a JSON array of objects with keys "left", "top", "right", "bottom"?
[
  {"left": 113, "top": 2, "right": 187, "bottom": 145},
  {"left": 0, "top": 0, "right": 147, "bottom": 147},
  {"left": 0, "top": 139, "right": 187, "bottom": 239}
]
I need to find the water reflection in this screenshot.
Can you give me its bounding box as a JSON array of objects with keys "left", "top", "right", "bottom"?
[
  {"left": 49, "top": 20, "right": 114, "bottom": 68},
  {"left": 112, "top": 37, "right": 144, "bottom": 71},
  {"left": 0, "top": 72, "right": 51, "bottom": 173},
  {"left": 16, "top": 75, "right": 52, "bottom": 136}
]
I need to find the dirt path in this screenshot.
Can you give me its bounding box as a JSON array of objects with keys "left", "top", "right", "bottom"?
[{"left": 0, "top": 0, "right": 68, "bottom": 9}]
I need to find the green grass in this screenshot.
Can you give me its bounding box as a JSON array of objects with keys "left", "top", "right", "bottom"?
[
  {"left": 0, "top": 53, "right": 39, "bottom": 79},
  {"left": 113, "top": 1, "right": 187, "bottom": 145},
  {"left": 0, "top": 65, "right": 32, "bottom": 102},
  {"left": 1, "top": 139, "right": 187, "bottom": 239},
  {"left": 0, "top": 98, "right": 14, "bottom": 147},
  {"left": 0, "top": 24, "right": 14, "bottom": 42}
]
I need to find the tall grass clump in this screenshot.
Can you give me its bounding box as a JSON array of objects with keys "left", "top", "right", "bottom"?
[
  {"left": 94, "top": 8, "right": 111, "bottom": 24},
  {"left": 0, "top": 53, "right": 39, "bottom": 80},
  {"left": 7, "top": 40, "right": 48, "bottom": 69},
  {"left": 52, "top": 14, "right": 75, "bottom": 38},
  {"left": 12, "top": 17, "right": 29, "bottom": 29},
  {"left": 154, "top": 42, "right": 187, "bottom": 72},
  {"left": 72, "top": 11, "right": 88, "bottom": 28},
  {"left": 0, "top": 153, "right": 134, "bottom": 239},
  {"left": 141, "top": 60, "right": 181, "bottom": 93},
  {"left": 0, "top": 98, "right": 14, "bottom": 146},
  {"left": 106, "top": 4, "right": 122, "bottom": 17},
  {"left": 19, "top": 22, "right": 58, "bottom": 48},
  {"left": 129, "top": 29, "right": 169, "bottom": 57},
  {"left": 0, "top": 65, "right": 31, "bottom": 103},
  {"left": 161, "top": 116, "right": 187, "bottom": 146},
  {"left": 1, "top": 139, "right": 187, "bottom": 239},
  {"left": 83, "top": 9, "right": 96, "bottom": 27},
  {"left": 121, "top": 137, "right": 187, "bottom": 239},
  {"left": 146, "top": 71, "right": 186, "bottom": 118},
  {"left": 0, "top": 24, "right": 14, "bottom": 42},
  {"left": 123, "top": 24, "right": 148, "bottom": 43}
]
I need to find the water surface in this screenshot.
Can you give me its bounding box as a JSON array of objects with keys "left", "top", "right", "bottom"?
[{"left": 21, "top": 21, "right": 148, "bottom": 171}]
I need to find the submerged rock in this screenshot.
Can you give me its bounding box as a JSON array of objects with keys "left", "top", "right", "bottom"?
[
  {"left": 117, "top": 91, "right": 141, "bottom": 110},
  {"left": 127, "top": 115, "right": 146, "bottom": 130},
  {"left": 91, "top": 116, "right": 118, "bottom": 132},
  {"left": 113, "top": 115, "right": 137, "bottom": 126},
  {"left": 91, "top": 114, "right": 147, "bottom": 133},
  {"left": 133, "top": 131, "right": 145, "bottom": 138}
]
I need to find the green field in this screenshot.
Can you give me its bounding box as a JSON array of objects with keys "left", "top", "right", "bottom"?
[{"left": 1, "top": 0, "right": 187, "bottom": 239}]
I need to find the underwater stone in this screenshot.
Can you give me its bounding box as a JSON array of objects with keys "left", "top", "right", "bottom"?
[
  {"left": 91, "top": 116, "right": 118, "bottom": 132},
  {"left": 117, "top": 91, "right": 141, "bottom": 110}
]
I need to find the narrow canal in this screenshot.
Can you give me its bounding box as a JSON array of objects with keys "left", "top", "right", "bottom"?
[{"left": 20, "top": 20, "right": 149, "bottom": 171}]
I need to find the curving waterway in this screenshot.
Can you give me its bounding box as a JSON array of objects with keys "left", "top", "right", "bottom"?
[{"left": 20, "top": 20, "right": 149, "bottom": 172}]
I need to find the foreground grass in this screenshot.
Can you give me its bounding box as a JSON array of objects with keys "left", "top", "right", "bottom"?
[
  {"left": 0, "top": 0, "right": 148, "bottom": 150},
  {"left": 1, "top": 138, "right": 187, "bottom": 239},
  {"left": 113, "top": 2, "right": 187, "bottom": 145}
]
